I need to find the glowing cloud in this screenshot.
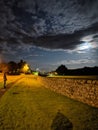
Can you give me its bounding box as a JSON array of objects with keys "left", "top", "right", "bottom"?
[{"left": 76, "top": 42, "right": 92, "bottom": 50}]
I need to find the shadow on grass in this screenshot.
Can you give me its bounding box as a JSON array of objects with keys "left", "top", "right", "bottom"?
[{"left": 51, "top": 111, "right": 73, "bottom": 130}]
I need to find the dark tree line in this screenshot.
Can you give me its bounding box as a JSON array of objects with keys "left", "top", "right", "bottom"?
[
  {"left": 56, "top": 65, "right": 98, "bottom": 75},
  {"left": 0, "top": 60, "right": 31, "bottom": 75}
]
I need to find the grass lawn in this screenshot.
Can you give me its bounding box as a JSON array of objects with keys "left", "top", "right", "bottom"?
[{"left": 0, "top": 74, "right": 98, "bottom": 130}]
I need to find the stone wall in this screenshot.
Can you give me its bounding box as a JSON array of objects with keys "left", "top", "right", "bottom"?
[{"left": 39, "top": 77, "right": 98, "bottom": 108}]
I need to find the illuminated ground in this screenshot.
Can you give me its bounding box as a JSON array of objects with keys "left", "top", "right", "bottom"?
[
  {"left": 0, "top": 74, "right": 98, "bottom": 130},
  {"left": 48, "top": 75, "right": 98, "bottom": 79}
]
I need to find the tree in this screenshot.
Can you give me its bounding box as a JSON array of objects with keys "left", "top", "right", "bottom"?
[
  {"left": 8, "top": 61, "right": 18, "bottom": 74},
  {"left": 56, "top": 65, "right": 68, "bottom": 75},
  {"left": 18, "top": 60, "right": 31, "bottom": 73},
  {"left": 0, "top": 63, "right": 8, "bottom": 72}
]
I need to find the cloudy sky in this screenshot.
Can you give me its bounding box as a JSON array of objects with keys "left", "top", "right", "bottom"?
[{"left": 0, "top": 0, "right": 98, "bottom": 71}]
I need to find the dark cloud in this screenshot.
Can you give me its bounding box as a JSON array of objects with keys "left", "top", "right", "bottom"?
[
  {"left": 1, "top": 0, "right": 98, "bottom": 31},
  {"left": 0, "top": 0, "right": 98, "bottom": 51},
  {"left": 32, "top": 23, "right": 98, "bottom": 49},
  {"left": 93, "top": 34, "right": 98, "bottom": 39}
]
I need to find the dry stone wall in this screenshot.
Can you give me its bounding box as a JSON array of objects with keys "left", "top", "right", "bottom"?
[{"left": 39, "top": 77, "right": 98, "bottom": 108}]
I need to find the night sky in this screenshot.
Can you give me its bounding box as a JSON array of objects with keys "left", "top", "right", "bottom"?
[{"left": 0, "top": 0, "right": 98, "bottom": 71}]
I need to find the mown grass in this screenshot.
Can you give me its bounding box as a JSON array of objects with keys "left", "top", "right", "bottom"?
[
  {"left": 0, "top": 82, "right": 3, "bottom": 89},
  {"left": 0, "top": 75, "right": 98, "bottom": 130}
]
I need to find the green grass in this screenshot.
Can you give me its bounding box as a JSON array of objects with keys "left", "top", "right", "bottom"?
[
  {"left": 0, "top": 83, "right": 3, "bottom": 89},
  {"left": 0, "top": 75, "right": 98, "bottom": 130}
]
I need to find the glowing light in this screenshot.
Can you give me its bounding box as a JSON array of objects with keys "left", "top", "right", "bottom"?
[
  {"left": 33, "top": 71, "right": 38, "bottom": 76},
  {"left": 22, "top": 64, "right": 29, "bottom": 73},
  {"left": 80, "top": 34, "right": 98, "bottom": 49},
  {"left": 77, "top": 42, "right": 92, "bottom": 51}
]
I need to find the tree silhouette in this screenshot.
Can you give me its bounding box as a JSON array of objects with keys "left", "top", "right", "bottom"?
[
  {"left": 18, "top": 60, "right": 30, "bottom": 73},
  {"left": 8, "top": 61, "right": 18, "bottom": 74},
  {"left": 18, "top": 60, "right": 26, "bottom": 71},
  {"left": 56, "top": 65, "right": 68, "bottom": 75},
  {"left": 0, "top": 59, "right": 31, "bottom": 75}
]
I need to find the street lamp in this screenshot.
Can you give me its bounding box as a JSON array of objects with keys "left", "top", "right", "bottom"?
[{"left": 22, "top": 64, "right": 29, "bottom": 73}]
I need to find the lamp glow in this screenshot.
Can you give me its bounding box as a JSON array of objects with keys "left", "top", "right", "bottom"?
[{"left": 23, "top": 64, "right": 29, "bottom": 73}]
